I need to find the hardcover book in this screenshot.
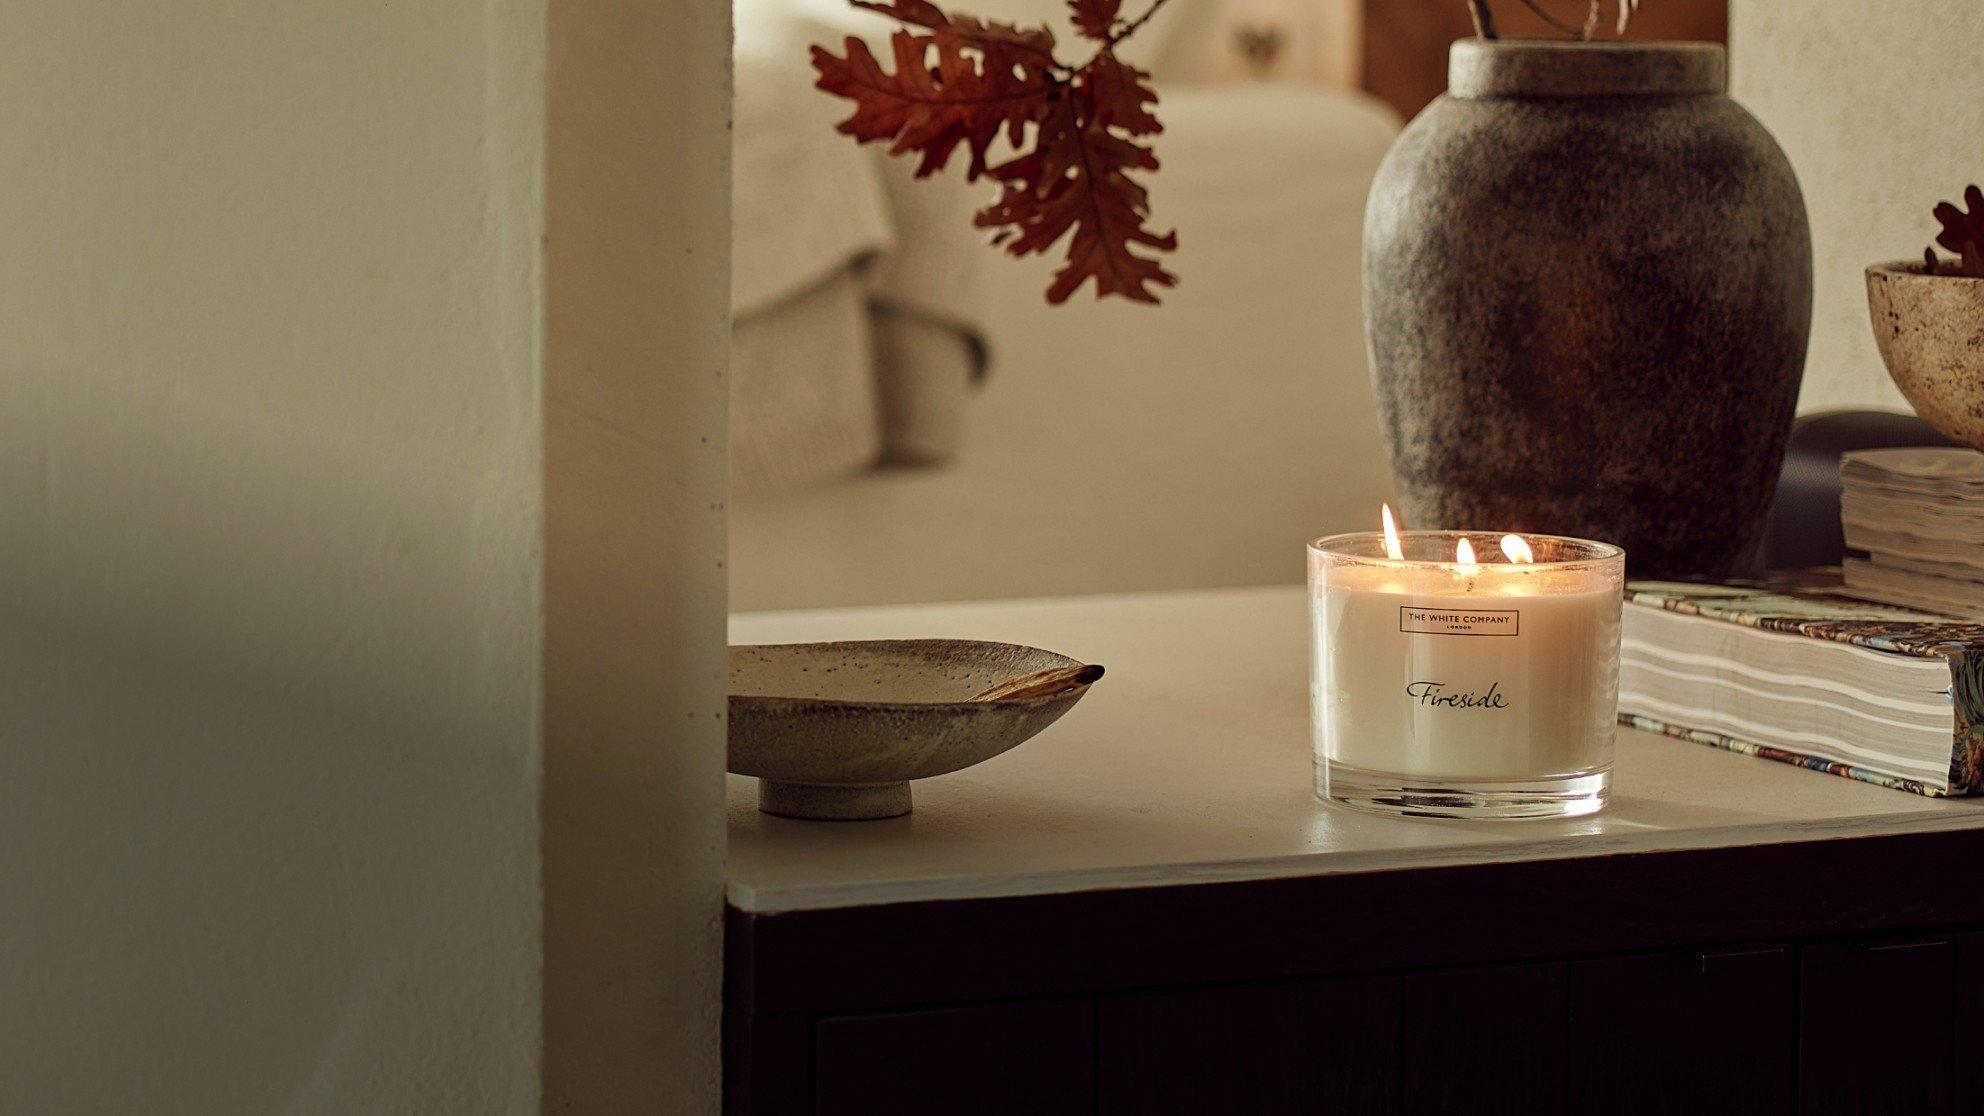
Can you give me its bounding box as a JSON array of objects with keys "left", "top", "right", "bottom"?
[{"left": 1619, "top": 572, "right": 1984, "bottom": 797}]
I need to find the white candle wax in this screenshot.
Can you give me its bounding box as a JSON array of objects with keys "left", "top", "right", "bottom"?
[{"left": 1310, "top": 535, "right": 1622, "bottom": 789}]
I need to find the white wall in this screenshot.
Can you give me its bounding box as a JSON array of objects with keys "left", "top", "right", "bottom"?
[
  {"left": 541, "top": 0, "right": 730, "bottom": 1110},
  {"left": 1732, "top": 0, "right": 1980, "bottom": 413},
  {"left": 0, "top": 2, "right": 545, "bottom": 1108}
]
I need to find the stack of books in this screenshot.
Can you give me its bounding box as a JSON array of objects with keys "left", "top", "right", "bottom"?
[
  {"left": 1617, "top": 574, "right": 1983, "bottom": 798},
  {"left": 1614, "top": 446, "right": 1984, "bottom": 798},
  {"left": 1839, "top": 447, "right": 1984, "bottom": 617}
]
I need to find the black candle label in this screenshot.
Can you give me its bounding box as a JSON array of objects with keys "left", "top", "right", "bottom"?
[{"left": 1398, "top": 607, "right": 1521, "bottom": 637}]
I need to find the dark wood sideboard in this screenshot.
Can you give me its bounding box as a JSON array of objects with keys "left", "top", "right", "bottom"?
[
  {"left": 728, "top": 826, "right": 1984, "bottom": 1114},
  {"left": 725, "top": 587, "right": 1984, "bottom": 1115}
]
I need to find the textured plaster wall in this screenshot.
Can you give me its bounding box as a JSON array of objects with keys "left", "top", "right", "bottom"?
[
  {"left": 541, "top": 0, "right": 729, "bottom": 1109},
  {"left": 0, "top": 2, "right": 545, "bottom": 1108},
  {"left": 1732, "top": 0, "right": 1978, "bottom": 413}
]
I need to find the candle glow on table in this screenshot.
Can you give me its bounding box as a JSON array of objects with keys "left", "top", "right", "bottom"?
[{"left": 1309, "top": 510, "right": 1624, "bottom": 819}]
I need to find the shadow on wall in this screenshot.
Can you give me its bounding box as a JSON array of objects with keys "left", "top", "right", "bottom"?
[
  {"left": 3, "top": 355, "right": 530, "bottom": 738},
  {"left": 0, "top": 353, "right": 537, "bottom": 1109}
]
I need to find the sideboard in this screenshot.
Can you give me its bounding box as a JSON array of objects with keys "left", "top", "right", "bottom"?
[{"left": 726, "top": 587, "right": 1984, "bottom": 1114}]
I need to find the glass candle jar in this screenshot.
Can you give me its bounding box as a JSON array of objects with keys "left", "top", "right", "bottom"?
[{"left": 1309, "top": 530, "right": 1624, "bottom": 819}]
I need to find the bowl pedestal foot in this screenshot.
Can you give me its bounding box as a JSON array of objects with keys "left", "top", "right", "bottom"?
[{"left": 758, "top": 780, "right": 912, "bottom": 821}]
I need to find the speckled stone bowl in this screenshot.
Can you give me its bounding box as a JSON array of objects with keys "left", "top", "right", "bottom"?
[
  {"left": 727, "top": 640, "right": 1099, "bottom": 820},
  {"left": 1867, "top": 261, "right": 1984, "bottom": 452}
]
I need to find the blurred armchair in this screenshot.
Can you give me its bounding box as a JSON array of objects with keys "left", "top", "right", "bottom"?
[
  {"left": 731, "top": 0, "right": 1401, "bottom": 609},
  {"left": 1761, "top": 410, "right": 1953, "bottom": 572}
]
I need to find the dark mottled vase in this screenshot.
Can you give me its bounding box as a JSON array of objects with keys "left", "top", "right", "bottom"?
[{"left": 1364, "top": 40, "right": 1811, "bottom": 579}]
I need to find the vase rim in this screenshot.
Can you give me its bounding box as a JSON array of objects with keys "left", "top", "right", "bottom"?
[
  {"left": 1449, "top": 38, "right": 1725, "bottom": 99},
  {"left": 1868, "top": 259, "right": 1984, "bottom": 284}
]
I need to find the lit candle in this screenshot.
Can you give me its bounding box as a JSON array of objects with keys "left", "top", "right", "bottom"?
[{"left": 1308, "top": 507, "right": 1624, "bottom": 819}]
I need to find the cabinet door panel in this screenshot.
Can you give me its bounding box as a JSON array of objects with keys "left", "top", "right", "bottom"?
[
  {"left": 1568, "top": 946, "right": 1792, "bottom": 1114},
  {"left": 1799, "top": 937, "right": 1953, "bottom": 1116},
  {"left": 1958, "top": 932, "right": 1984, "bottom": 1111},
  {"left": 815, "top": 999, "right": 1094, "bottom": 1116},
  {"left": 1100, "top": 975, "right": 1401, "bottom": 1114},
  {"left": 1402, "top": 962, "right": 1566, "bottom": 1115}
]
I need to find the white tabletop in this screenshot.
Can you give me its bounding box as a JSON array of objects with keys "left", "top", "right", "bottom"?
[{"left": 727, "top": 586, "right": 1984, "bottom": 913}]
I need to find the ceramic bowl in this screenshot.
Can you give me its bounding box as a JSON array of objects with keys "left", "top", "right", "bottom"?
[
  {"left": 1867, "top": 261, "right": 1984, "bottom": 452},
  {"left": 728, "top": 639, "right": 1099, "bottom": 820}
]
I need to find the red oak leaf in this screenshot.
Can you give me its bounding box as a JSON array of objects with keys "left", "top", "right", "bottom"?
[
  {"left": 974, "top": 90, "right": 1176, "bottom": 303},
  {"left": 810, "top": 27, "right": 1053, "bottom": 179},
  {"left": 810, "top": 0, "right": 1177, "bottom": 304},
  {"left": 853, "top": 0, "right": 1062, "bottom": 69},
  {"left": 1083, "top": 52, "right": 1160, "bottom": 135},
  {"left": 1068, "top": 0, "right": 1123, "bottom": 41}
]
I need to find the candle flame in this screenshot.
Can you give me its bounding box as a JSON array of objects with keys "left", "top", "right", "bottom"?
[
  {"left": 1380, "top": 503, "right": 1404, "bottom": 560},
  {"left": 1455, "top": 536, "right": 1478, "bottom": 572},
  {"left": 1500, "top": 534, "right": 1535, "bottom": 564}
]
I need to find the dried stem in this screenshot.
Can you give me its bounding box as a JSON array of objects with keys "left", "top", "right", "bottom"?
[
  {"left": 1109, "top": 0, "right": 1174, "bottom": 47},
  {"left": 1581, "top": 0, "right": 1603, "bottom": 38},
  {"left": 1474, "top": 0, "right": 1642, "bottom": 40}
]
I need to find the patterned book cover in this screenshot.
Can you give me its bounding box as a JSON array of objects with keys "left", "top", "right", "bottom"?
[{"left": 1622, "top": 571, "right": 1984, "bottom": 796}]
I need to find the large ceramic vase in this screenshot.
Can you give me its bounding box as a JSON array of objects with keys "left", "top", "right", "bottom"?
[{"left": 1364, "top": 40, "right": 1811, "bottom": 580}]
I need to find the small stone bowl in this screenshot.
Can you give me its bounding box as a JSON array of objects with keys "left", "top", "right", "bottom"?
[
  {"left": 727, "top": 639, "right": 1101, "bottom": 820},
  {"left": 1867, "top": 260, "right": 1984, "bottom": 452}
]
